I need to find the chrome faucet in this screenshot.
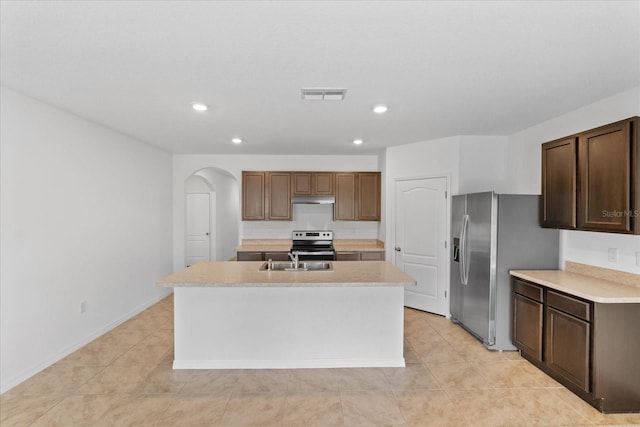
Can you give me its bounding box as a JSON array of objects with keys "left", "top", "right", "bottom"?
[{"left": 288, "top": 251, "right": 300, "bottom": 269}]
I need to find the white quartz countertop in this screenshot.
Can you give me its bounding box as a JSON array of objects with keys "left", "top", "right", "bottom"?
[
  {"left": 510, "top": 270, "right": 640, "bottom": 303},
  {"left": 158, "top": 261, "right": 416, "bottom": 288}
]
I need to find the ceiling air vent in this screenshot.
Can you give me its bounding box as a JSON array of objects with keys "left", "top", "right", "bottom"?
[{"left": 301, "top": 88, "right": 347, "bottom": 101}]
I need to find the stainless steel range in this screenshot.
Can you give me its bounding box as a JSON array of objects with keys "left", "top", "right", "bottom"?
[{"left": 290, "top": 230, "right": 336, "bottom": 261}]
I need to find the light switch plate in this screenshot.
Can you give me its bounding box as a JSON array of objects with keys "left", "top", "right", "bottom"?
[
  {"left": 636, "top": 252, "right": 640, "bottom": 267},
  {"left": 607, "top": 248, "right": 618, "bottom": 263}
]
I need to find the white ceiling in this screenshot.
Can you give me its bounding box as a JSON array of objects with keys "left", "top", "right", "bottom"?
[{"left": 1, "top": 1, "right": 639, "bottom": 155}]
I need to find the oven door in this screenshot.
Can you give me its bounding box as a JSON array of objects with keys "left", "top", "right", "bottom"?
[{"left": 293, "top": 250, "right": 336, "bottom": 261}]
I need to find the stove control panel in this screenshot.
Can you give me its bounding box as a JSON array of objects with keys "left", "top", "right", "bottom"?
[{"left": 292, "top": 230, "right": 333, "bottom": 240}]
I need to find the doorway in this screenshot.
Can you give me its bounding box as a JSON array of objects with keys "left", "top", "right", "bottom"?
[
  {"left": 185, "top": 192, "right": 213, "bottom": 267},
  {"left": 394, "top": 176, "right": 449, "bottom": 316}
]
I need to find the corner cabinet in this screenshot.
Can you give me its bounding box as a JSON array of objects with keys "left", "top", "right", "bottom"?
[
  {"left": 511, "top": 277, "right": 640, "bottom": 413},
  {"left": 541, "top": 117, "right": 639, "bottom": 234}
]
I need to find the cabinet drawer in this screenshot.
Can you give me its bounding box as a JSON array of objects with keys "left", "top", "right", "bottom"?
[
  {"left": 547, "top": 291, "right": 591, "bottom": 321},
  {"left": 237, "top": 251, "right": 263, "bottom": 261},
  {"left": 513, "top": 279, "right": 543, "bottom": 303},
  {"left": 359, "top": 251, "right": 384, "bottom": 261}
]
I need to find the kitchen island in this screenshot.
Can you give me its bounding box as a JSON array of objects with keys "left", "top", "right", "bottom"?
[{"left": 157, "top": 261, "right": 416, "bottom": 369}]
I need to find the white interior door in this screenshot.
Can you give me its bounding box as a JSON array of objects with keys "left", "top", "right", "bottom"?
[
  {"left": 186, "top": 193, "right": 210, "bottom": 267},
  {"left": 394, "top": 177, "right": 448, "bottom": 315}
]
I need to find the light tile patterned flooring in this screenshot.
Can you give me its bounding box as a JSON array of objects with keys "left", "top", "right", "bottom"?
[{"left": 2, "top": 295, "right": 639, "bottom": 426}]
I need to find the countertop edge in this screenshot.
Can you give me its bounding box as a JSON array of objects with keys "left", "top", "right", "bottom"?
[
  {"left": 510, "top": 270, "right": 640, "bottom": 304},
  {"left": 158, "top": 281, "right": 415, "bottom": 288}
]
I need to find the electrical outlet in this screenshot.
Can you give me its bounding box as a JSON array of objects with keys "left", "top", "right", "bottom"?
[
  {"left": 80, "top": 300, "right": 86, "bottom": 314},
  {"left": 607, "top": 248, "right": 618, "bottom": 263}
]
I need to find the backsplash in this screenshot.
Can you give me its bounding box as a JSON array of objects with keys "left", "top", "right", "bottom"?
[{"left": 241, "top": 204, "right": 380, "bottom": 239}]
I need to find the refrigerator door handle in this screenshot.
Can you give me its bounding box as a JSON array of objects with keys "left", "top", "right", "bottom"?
[{"left": 460, "top": 214, "right": 469, "bottom": 285}]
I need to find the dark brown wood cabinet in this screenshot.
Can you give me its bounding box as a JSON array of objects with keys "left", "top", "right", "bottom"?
[
  {"left": 545, "top": 306, "right": 591, "bottom": 393},
  {"left": 512, "top": 279, "right": 544, "bottom": 362},
  {"left": 293, "top": 172, "right": 334, "bottom": 196},
  {"left": 511, "top": 277, "right": 640, "bottom": 413},
  {"left": 236, "top": 251, "right": 263, "bottom": 261},
  {"left": 334, "top": 172, "right": 381, "bottom": 221},
  {"left": 541, "top": 117, "right": 639, "bottom": 234},
  {"left": 578, "top": 121, "right": 635, "bottom": 232},
  {"left": 541, "top": 137, "right": 577, "bottom": 228},
  {"left": 243, "top": 170, "right": 380, "bottom": 222}
]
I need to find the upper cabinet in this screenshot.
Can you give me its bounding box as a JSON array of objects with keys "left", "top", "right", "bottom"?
[
  {"left": 266, "top": 172, "right": 292, "bottom": 220},
  {"left": 334, "top": 172, "right": 381, "bottom": 221},
  {"left": 243, "top": 171, "right": 381, "bottom": 221},
  {"left": 541, "top": 137, "right": 577, "bottom": 229},
  {"left": 242, "top": 171, "right": 292, "bottom": 221},
  {"left": 541, "top": 117, "right": 639, "bottom": 234},
  {"left": 293, "top": 172, "right": 334, "bottom": 196},
  {"left": 242, "top": 171, "right": 266, "bottom": 220}
]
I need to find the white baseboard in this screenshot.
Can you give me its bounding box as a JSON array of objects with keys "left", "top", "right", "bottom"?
[{"left": 172, "top": 358, "right": 406, "bottom": 370}]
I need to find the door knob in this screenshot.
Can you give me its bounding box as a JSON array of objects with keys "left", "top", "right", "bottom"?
[{"left": 394, "top": 247, "right": 401, "bottom": 252}]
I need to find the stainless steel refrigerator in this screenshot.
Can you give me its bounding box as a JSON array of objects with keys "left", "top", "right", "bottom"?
[{"left": 450, "top": 192, "right": 559, "bottom": 351}]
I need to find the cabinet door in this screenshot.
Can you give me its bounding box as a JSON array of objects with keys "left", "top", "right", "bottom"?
[
  {"left": 357, "top": 172, "right": 381, "bottom": 221},
  {"left": 512, "top": 293, "right": 544, "bottom": 362},
  {"left": 242, "top": 171, "right": 266, "bottom": 220},
  {"left": 267, "top": 172, "right": 292, "bottom": 220},
  {"left": 541, "top": 137, "right": 577, "bottom": 228},
  {"left": 313, "top": 172, "right": 334, "bottom": 195},
  {"left": 546, "top": 307, "right": 591, "bottom": 393},
  {"left": 334, "top": 173, "right": 356, "bottom": 220},
  {"left": 578, "top": 121, "right": 632, "bottom": 233},
  {"left": 293, "top": 173, "right": 312, "bottom": 195}
]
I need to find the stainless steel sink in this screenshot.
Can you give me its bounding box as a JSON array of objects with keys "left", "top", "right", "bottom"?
[{"left": 259, "top": 260, "right": 333, "bottom": 272}]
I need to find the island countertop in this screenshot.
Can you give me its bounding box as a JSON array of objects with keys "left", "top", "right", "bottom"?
[{"left": 158, "top": 260, "right": 416, "bottom": 288}]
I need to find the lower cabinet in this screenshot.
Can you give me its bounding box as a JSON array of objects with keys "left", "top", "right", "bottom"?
[
  {"left": 546, "top": 306, "right": 590, "bottom": 393},
  {"left": 336, "top": 251, "right": 385, "bottom": 261},
  {"left": 511, "top": 277, "right": 640, "bottom": 413},
  {"left": 512, "top": 292, "right": 543, "bottom": 362}
]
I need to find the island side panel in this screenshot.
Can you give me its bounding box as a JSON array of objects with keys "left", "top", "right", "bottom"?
[{"left": 173, "top": 286, "right": 405, "bottom": 369}]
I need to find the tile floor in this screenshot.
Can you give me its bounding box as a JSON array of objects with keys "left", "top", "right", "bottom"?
[{"left": 2, "top": 295, "right": 639, "bottom": 426}]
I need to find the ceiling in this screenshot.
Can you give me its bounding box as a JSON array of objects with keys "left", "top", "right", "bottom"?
[{"left": 1, "top": 1, "right": 639, "bottom": 155}]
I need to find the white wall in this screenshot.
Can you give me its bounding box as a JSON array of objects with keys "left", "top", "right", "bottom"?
[
  {"left": 458, "top": 136, "right": 510, "bottom": 194},
  {"left": 172, "top": 155, "right": 380, "bottom": 271},
  {"left": 506, "top": 86, "right": 640, "bottom": 274},
  {"left": 0, "top": 87, "right": 173, "bottom": 393}
]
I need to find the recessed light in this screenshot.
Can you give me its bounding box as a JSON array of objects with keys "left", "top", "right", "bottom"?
[
  {"left": 191, "top": 103, "right": 208, "bottom": 112},
  {"left": 232, "top": 138, "right": 242, "bottom": 144},
  {"left": 372, "top": 105, "right": 388, "bottom": 114},
  {"left": 353, "top": 139, "right": 363, "bottom": 145}
]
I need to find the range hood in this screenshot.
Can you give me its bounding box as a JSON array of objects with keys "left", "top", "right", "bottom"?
[{"left": 292, "top": 195, "right": 335, "bottom": 204}]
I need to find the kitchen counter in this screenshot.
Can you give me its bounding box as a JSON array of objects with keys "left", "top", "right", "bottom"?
[
  {"left": 510, "top": 269, "right": 640, "bottom": 303},
  {"left": 158, "top": 261, "right": 414, "bottom": 370},
  {"left": 158, "top": 260, "right": 412, "bottom": 287}
]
